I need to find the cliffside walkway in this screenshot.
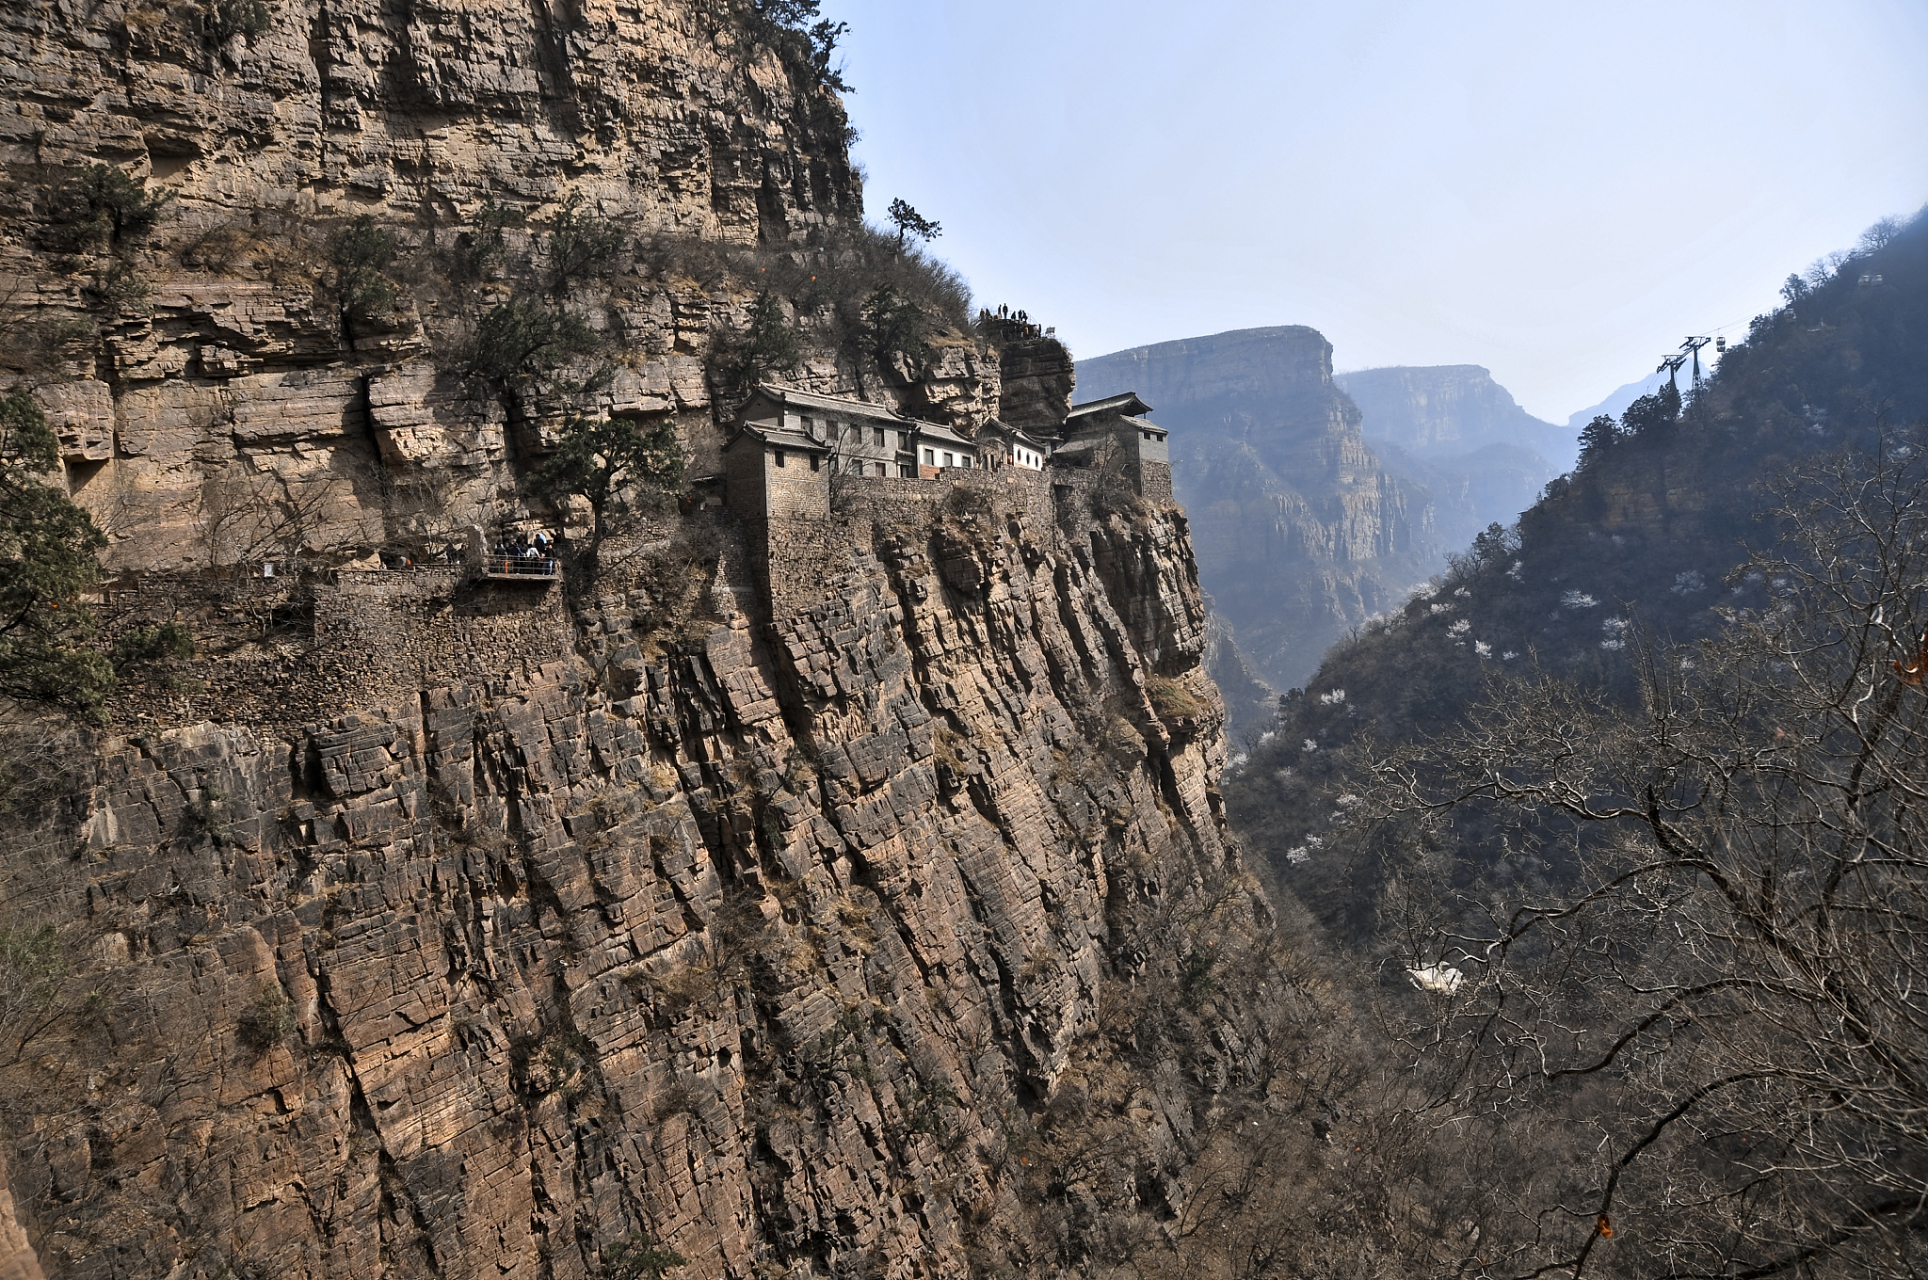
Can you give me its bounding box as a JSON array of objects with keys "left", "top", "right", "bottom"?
[{"left": 478, "top": 558, "right": 560, "bottom": 582}]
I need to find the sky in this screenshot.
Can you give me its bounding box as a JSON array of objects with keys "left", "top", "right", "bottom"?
[{"left": 819, "top": 0, "right": 1928, "bottom": 424}]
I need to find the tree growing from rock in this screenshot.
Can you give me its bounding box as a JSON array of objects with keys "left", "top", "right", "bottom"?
[
  {"left": 861, "top": 283, "right": 927, "bottom": 370},
  {"left": 460, "top": 197, "right": 622, "bottom": 426},
  {"left": 886, "top": 198, "right": 940, "bottom": 251},
  {"left": 326, "top": 214, "right": 400, "bottom": 344},
  {"left": 725, "top": 290, "right": 802, "bottom": 395},
  {"left": 537, "top": 414, "right": 685, "bottom": 575},
  {"left": 748, "top": 0, "right": 849, "bottom": 91},
  {"left": 0, "top": 392, "right": 191, "bottom": 731},
  {"left": 0, "top": 390, "right": 112, "bottom": 715}
]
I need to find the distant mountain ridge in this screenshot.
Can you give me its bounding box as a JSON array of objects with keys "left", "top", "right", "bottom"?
[
  {"left": 1336, "top": 363, "right": 1567, "bottom": 558},
  {"left": 1077, "top": 337, "right": 1575, "bottom": 704},
  {"left": 1336, "top": 364, "right": 1571, "bottom": 464},
  {"left": 1077, "top": 327, "right": 1435, "bottom": 699}
]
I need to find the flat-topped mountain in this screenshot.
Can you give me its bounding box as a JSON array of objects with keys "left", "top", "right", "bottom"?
[
  {"left": 1335, "top": 363, "right": 1572, "bottom": 466},
  {"left": 1078, "top": 327, "right": 1435, "bottom": 695}
]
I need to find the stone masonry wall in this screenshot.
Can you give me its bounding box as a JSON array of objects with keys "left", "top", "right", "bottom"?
[
  {"left": 747, "top": 468, "right": 1056, "bottom": 618},
  {"left": 97, "top": 562, "right": 575, "bottom": 738}
]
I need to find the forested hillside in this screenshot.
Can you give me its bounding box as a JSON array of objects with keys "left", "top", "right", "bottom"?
[
  {"left": 1216, "top": 205, "right": 1928, "bottom": 1279},
  {"left": 1234, "top": 209, "right": 1928, "bottom": 900}
]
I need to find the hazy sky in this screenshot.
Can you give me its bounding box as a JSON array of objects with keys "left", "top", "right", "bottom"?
[{"left": 821, "top": 0, "right": 1928, "bottom": 422}]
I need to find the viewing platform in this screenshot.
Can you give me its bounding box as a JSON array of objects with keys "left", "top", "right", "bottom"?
[
  {"left": 477, "top": 557, "right": 560, "bottom": 583},
  {"left": 467, "top": 525, "right": 561, "bottom": 585}
]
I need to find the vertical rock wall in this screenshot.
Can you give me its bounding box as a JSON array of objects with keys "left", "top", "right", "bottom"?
[
  {"left": 0, "top": 0, "right": 863, "bottom": 575},
  {"left": 0, "top": 491, "right": 1266, "bottom": 1280}
]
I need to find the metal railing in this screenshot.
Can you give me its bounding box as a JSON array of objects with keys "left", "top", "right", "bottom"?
[{"left": 479, "top": 557, "right": 560, "bottom": 580}]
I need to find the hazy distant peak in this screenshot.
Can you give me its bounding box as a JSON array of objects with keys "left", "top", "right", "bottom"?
[
  {"left": 1564, "top": 371, "right": 1672, "bottom": 430},
  {"left": 1077, "top": 325, "right": 1341, "bottom": 413},
  {"left": 1335, "top": 364, "right": 1570, "bottom": 464}
]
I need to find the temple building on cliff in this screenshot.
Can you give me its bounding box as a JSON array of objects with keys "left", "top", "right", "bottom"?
[{"left": 724, "top": 383, "right": 1170, "bottom": 519}]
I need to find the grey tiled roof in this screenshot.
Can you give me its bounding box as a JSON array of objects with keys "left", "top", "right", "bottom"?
[
  {"left": 753, "top": 384, "right": 906, "bottom": 423},
  {"left": 1066, "top": 391, "right": 1153, "bottom": 419},
  {"left": 726, "top": 421, "right": 829, "bottom": 453}
]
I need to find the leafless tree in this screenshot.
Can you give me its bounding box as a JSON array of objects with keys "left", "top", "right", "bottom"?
[
  {"left": 1369, "top": 432, "right": 1928, "bottom": 1278},
  {"left": 192, "top": 462, "right": 376, "bottom": 567}
]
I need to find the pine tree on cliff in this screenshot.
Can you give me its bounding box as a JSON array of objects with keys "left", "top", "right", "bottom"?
[
  {"left": 0, "top": 390, "right": 112, "bottom": 716},
  {"left": 886, "top": 198, "right": 940, "bottom": 252}
]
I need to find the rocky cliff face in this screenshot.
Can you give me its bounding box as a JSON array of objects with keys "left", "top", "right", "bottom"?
[
  {"left": 1332, "top": 365, "right": 1565, "bottom": 461},
  {"left": 0, "top": 488, "right": 1274, "bottom": 1280},
  {"left": 1332, "top": 365, "right": 1564, "bottom": 563},
  {"left": 0, "top": 0, "right": 876, "bottom": 577},
  {"left": 1077, "top": 327, "right": 1434, "bottom": 691},
  {"left": 2, "top": 0, "right": 856, "bottom": 239},
  {"left": 0, "top": 7, "right": 1294, "bottom": 1277}
]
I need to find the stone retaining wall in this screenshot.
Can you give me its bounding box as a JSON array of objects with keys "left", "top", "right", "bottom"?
[{"left": 99, "top": 565, "right": 573, "bottom": 739}]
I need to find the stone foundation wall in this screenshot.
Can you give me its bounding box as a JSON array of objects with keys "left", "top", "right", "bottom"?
[
  {"left": 1141, "top": 459, "right": 1175, "bottom": 505},
  {"left": 743, "top": 469, "right": 1057, "bottom": 617},
  {"left": 0, "top": 489, "right": 1262, "bottom": 1280},
  {"left": 98, "top": 565, "right": 574, "bottom": 738}
]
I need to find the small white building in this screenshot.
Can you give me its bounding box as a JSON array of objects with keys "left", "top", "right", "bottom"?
[
  {"left": 909, "top": 421, "right": 981, "bottom": 476},
  {"left": 979, "top": 419, "right": 1051, "bottom": 471}
]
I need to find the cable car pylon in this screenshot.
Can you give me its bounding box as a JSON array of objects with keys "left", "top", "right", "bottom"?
[
  {"left": 1658, "top": 353, "right": 1688, "bottom": 394},
  {"left": 1681, "top": 336, "right": 1712, "bottom": 388}
]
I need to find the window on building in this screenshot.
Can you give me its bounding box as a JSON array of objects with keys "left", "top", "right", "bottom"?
[
  {"left": 1143, "top": 430, "right": 1153, "bottom": 441},
  {"left": 775, "top": 449, "right": 786, "bottom": 467},
  {"left": 922, "top": 448, "right": 935, "bottom": 465},
  {"left": 809, "top": 454, "right": 819, "bottom": 472},
  {"left": 942, "top": 452, "right": 953, "bottom": 467},
  {"left": 874, "top": 426, "right": 885, "bottom": 446},
  {"left": 899, "top": 463, "right": 914, "bottom": 478},
  {"left": 801, "top": 415, "right": 813, "bottom": 434},
  {"left": 960, "top": 455, "right": 972, "bottom": 469},
  {"left": 848, "top": 457, "right": 862, "bottom": 474}
]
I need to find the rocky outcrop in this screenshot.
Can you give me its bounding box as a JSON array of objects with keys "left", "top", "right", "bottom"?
[
  {"left": 1078, "top": 327, "right": 1435, "bottom": 690},
  {"left": 993, "top": 335, "right": 1075, "bottom": 436},
  {"left": 0, "top": 7, "right": 1294, "bottom": 1278},
  {"left": 0, "top": 0, "right": 857, "bottom": 240},
  {"left": 0, "top": 0, "right": 875, "bottom": 576},
  {"left": 0, "top": 491, "right": 1276, "bottom": 1280}
]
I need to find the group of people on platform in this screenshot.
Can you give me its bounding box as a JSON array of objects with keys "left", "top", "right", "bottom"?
[{"left": 491, "top": 531, "right": 558, "bottom": 576}]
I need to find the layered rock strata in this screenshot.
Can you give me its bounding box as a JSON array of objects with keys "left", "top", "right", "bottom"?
[
  {"left": 0, "top": 7, "right": 1286, "bottom": 1277},
  {"left": 0, "top": 0, "right": 857, "bottom": 239},
  {"left": 0, "top": 484, "right": 1267, "bottom": 1280},
  {"left": 0, "top": 0, "right": 877, "bottom": 577}
]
